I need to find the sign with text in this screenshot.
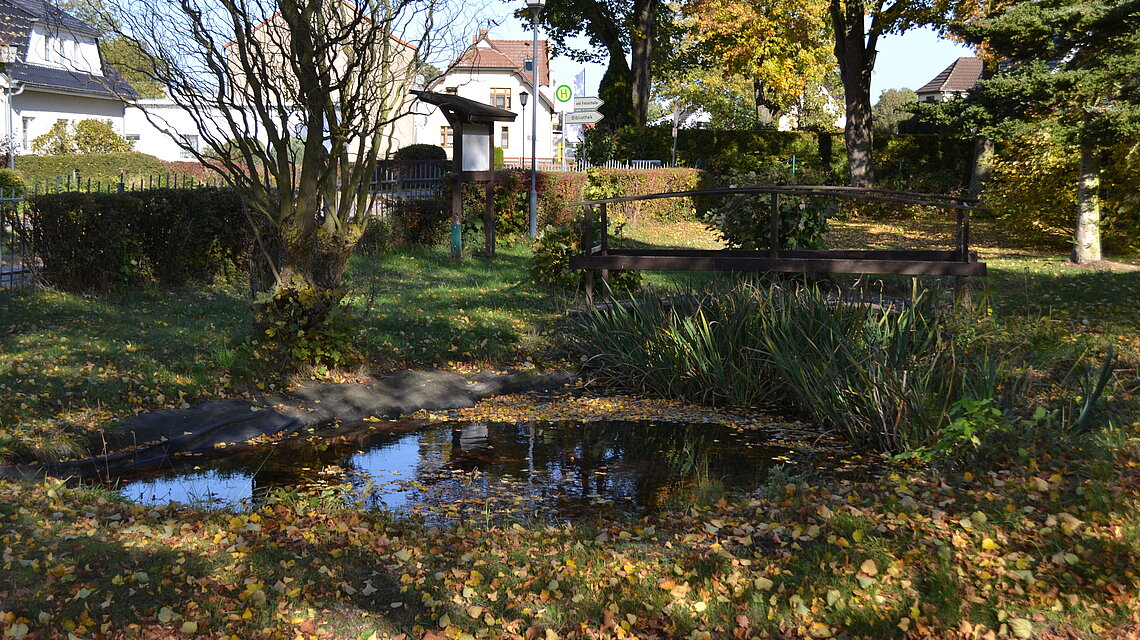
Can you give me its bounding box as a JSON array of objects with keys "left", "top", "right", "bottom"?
[
  {"left": 573, "top": 97, "right": 604, "bottom": 110},
  {"left": 565, "top": 111, "right": 604, "bottom": 124}
]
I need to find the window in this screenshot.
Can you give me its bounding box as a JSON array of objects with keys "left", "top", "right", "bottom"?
[
  {"left": 500, "top": 126, "right": 510, "bottom": 149},
  {"left": 524, "top": 59, "right": 534, "bottom": 72},
  {"left": 444, "top": 86, "right": 458, "bottom": 95},
  {"left": 180, "top": 134, "right": 199, "bottom": 159},
  {"left": 440, "top": 126, "right": 454, "bottom": 147},
  {"left": 490, "top": 88, "right": 511, "bottom": 109},
  {"left": 126, "top": 134, "right": 141, "bottom": 141},
  {"left": 21, "top": 116, "right": 32, "bottom": 150}
]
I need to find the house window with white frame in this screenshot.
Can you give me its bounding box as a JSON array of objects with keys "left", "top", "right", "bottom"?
[
  {"left": 440, "top": 126, "right": 454, "bottom": 147},
  {"left": 524, "top": 59, "right": 534, "bottom": 73},
  {"left": 490, "top": 88, "right": 511, "bottom": 109},
  {"left": 21, "top": 117, "right": 32, "bottom": 150},
  {"left": 500, "top": 126, "right": 509, "bottom": 149},
  {"left": 180, "top": 134, "right": 199, "bottom": 159}
]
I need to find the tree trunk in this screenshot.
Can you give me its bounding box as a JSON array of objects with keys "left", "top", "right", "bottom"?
[
  {"left": 968, "top": 137, "right": 994, "bottom": 199},
  {"left": 629, "top": 0, "right": 660, "bottom": 126},
  {"left": 1071, "top": 142, "right": 1102, "bottom": 264},
  {"left": 830, "top": 0, "right": 875, "bottom": 187}
]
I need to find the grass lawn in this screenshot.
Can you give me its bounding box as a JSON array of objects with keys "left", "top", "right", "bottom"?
[{"left": 2, "top": 214, "right": 1139, "bottom": 639}]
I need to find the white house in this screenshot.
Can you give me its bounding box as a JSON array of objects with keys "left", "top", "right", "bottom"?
[
  {"left": 916, "top": 57, "right": 983, "bottom": 102},
  {"left": 0, "top": 0, "right": 136, "bottom": 154},
  {"left": 416, "top": 31, "right": 565, "bottom": 165}
]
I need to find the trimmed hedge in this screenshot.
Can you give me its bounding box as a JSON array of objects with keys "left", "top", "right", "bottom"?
[
  {"left": 16, "top": 152, "right": 169, "bottom": 189},
  {"left": 462, "top": 167, "right": 701, "bottom": 240},
  {"left": 597, "top": 126, "right": 976, "bottom": 192},
  {"left": 29, "top": 187, "right": 248, "bottom": 291}
]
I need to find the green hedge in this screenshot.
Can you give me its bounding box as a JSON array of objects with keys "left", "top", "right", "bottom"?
[
  {"left": 16, "top": 152, "right": 169, "bottom": 189},
  {"left": 597, "top": 126, "right": 975, "bottom": 192},
  {"left": 29, "top": 187, "right": 248, "bottom": 291},
  {"left": 462, "top": 167, "right": 702, "bottom": 241}
]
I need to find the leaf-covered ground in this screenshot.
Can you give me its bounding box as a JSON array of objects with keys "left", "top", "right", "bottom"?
[{"left": 3, "top": 418, "right": 1139, "bottom": 639}]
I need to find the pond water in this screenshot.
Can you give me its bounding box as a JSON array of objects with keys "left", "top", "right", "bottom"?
[{"left": 113, "top": 419, "right": 801, "bottom": 524}]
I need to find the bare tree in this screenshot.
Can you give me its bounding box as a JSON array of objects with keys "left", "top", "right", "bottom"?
[{"left": 91, "top": 0, "right": 469, "bottom": 332}]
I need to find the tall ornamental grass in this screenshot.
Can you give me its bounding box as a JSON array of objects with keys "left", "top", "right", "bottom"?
[{"left": 565, "top": 283, "right": 991, "bottom": 453}]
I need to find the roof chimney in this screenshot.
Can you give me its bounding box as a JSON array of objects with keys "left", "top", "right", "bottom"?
[{"left": 473, "top": 29, "right": 489, "bottom": 44}]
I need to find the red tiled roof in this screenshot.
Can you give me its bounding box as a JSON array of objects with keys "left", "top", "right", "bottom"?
[
  {"left": 449, "top": 34, "right": 550, "bottom": 86},
  {"left": 917, "top": 57, "right": 983, "bottom": 95}
]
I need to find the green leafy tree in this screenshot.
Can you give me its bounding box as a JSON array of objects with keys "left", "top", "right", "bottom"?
[
  {"left": 32, "top": 120, "right": 134, "bottom": 155},
  {"left": 529, "top": 0, "right": 677, "bottom": 127},
  {"left": 827, "top": 0, "right": 984, "bottom": 186},
  {"left": 952, "top": 0, "right": 1140, "bottom": 262},
  {"left": 654, "top": 70, "right": 757, "bottom": 130},
  {"left": 31, "top": 122, "right": 76, "bottom": 155},
  {"left": 74, "top": 119, "right": 135, "bottom": 153},
  {"left": 677, "top": 0, "right": 839, "bottom": 129},
  {"left": 872, "top": 88, "right": 918, "bottom": 134}
]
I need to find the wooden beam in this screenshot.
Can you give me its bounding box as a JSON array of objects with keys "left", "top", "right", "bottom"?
[{"left": 569, "top": 254, "right": 987, "bottom": 276}]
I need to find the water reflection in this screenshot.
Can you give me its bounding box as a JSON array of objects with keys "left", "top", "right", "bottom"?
[{"left": 116, "top": 420, "right": 793, "bottom": 524}]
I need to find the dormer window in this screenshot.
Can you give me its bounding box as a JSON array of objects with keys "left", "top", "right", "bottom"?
[{"left": 524, "top": 59, "right": 534, "bottom": 73}]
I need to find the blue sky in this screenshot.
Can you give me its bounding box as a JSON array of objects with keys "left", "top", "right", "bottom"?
[{"left": 488, "top": 8, "right": 975, "bottom": 103}]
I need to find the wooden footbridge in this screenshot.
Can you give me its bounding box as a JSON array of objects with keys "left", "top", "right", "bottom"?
[{"left": 568, "top": 185, "right": 987, "bottom": 301}]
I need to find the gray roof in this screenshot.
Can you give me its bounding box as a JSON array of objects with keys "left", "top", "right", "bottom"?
[
  {"left": 0, "top": 0, "right": 136, "bottom": 99},
  {"left": 412, "top": 90, "right": 518, "bottom": 124},
  {"left": 917, "top": 57, "right": 983, "bottom": 96}
]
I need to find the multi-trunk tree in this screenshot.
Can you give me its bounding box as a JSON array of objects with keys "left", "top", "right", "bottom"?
[
  {"left": 953, "top": 0, "right": 1140, "bottom": 262},
  {"left": 80, "top": 0, "right": 457, "bottom": 361}
]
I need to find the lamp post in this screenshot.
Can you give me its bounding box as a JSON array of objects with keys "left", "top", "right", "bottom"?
[
  {"left": 0, "top": 44, "right": 19, "bottom": 170},
  {"left": 518, "top": 90, "right": 528, "bottom": 167},
  {"left": 525, "top": 0, "right": 545, "bottom": 238}
]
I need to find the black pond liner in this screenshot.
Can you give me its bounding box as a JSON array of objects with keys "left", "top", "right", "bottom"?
[{"left": 105, "top": 418, "right": 805, "bottom": 525}]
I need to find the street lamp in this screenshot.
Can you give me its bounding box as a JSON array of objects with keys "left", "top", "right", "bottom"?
[
  {"left": 518, "top": 90, "right": 528, "bottom": 167},
  {"left": 525, "top": 0, "right": 545, "bottom": 238},
  {"left": 0, "top": 44, "right": 19, "bottom": 170}
]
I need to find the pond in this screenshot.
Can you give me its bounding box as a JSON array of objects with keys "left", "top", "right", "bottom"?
[{"left": 111, "top": 418, "right": 808, "bottom": 524}]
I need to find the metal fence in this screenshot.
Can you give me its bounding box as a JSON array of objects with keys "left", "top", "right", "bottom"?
[{"left": 0, "top": 187, "right": 34, "bottom": 289}]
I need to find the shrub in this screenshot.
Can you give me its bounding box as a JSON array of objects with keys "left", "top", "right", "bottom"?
[
  {"left": 73, "top": 120, "right": 135, "bottom": 154},
  {"left": 528, "top": 217, "right": 641, "bottom": 294},
  {"left": 985, "top": 126, "right": 1140, "bottom": 252},
  {"left": 16, "top": 151, "right": 169, "bottom": 188},
  {"left": 28, "top": 187, "right": 248, "bottom": 291},
  {"left": 389, "top": 196, "right": 450, "bottom": 247},
  {"left": 250, "top": 280, "right": 361, "bottom": 375},
  {"left": 392, "top": 144, "right": 447, "bottom": 161},
  {"left": 29, "top": 192, "right": 149, "bottom": 290},
  {"left": 31, "top": 119, "right": 133, "bottom": 155},
  {"left": 699, "top": 171, "right": 835, "bottom": 250}
]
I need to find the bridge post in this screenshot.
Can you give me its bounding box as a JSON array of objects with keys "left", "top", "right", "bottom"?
[{"left": 769, "top": 192, "right": 780, "bottom": 258}]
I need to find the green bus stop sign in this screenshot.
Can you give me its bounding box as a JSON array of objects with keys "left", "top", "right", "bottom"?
[{"left": 555, "top": 84, "right": 572, "bottom": 102}]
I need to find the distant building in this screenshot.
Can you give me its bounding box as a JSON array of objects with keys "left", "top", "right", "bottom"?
[
  {"left": 416, "top": 30, "right": 565, "bottom": 164},
  {"left": 0, "top": 0, "right": 136, "bottom": 153},
  {"left": 916, "top": 57, "right": 983, "bottom": 102}
]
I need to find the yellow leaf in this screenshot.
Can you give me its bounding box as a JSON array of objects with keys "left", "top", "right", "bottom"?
[
  {"left": 982, "top": 538, "right": 999, "bottom": 551},
  {"left": 180, "top": 621, "right": 198, "bottom": 634},
  {"left": 860, "top": 559, "right": 878, "bottom": 576}
]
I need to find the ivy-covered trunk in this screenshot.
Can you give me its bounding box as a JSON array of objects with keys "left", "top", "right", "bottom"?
[{"left": 248, "top": 201, "right": 364, "bottom": 370}]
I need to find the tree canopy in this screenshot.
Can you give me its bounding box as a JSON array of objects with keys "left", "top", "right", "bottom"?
[
  {"left": 677, "top": 0, "right": 838, "bottom": 128},
  {"left": 951, "top": 0, "right": 1140, "bottom": 261},
  {"left": 530, "top": 0, "right": 677, "bottom": 127}
]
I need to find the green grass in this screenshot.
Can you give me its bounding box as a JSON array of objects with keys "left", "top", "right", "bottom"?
[{"left": 2, "top": 217, "right": 1137, "bottom": 463}]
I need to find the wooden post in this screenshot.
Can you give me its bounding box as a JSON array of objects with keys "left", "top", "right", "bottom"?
[
  {"left": 583, "top": 204, "right": 595, "bottom": 305},
  {"left": 769, "top": 192, "right": 780, "bottom": 259},
  {"left": 450, "top": 121, "right": 464, "bottom": 260},
  {"left": 485, "top": 129, "right": 496, "bottom": 258}
]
